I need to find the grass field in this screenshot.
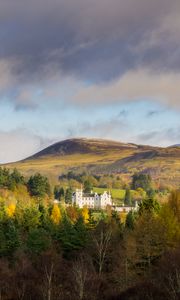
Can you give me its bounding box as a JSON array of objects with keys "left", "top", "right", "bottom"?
[{"left": 93, "top": 187, "right": 127, "bottom": 205}]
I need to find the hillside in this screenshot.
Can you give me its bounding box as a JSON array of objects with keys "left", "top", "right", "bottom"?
[{"left": 3, "top": 138, "right": 180, "bottom": 187}]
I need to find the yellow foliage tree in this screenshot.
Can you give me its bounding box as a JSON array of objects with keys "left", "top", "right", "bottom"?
[
  {"left": 6, "top": 204, "right": 16, "bottom": 218},
  {"left": 51, "top": 204, "right": 61, "bottom": 225},
  {"left": 81, "top": 207, "right": 89, "bottom": 224},
  {"left": 120, "top": 211, "right": 127, "bottom": 224}
]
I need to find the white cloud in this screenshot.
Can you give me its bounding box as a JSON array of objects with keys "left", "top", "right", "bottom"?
[
  {"left": 0, "top": 129, "right": 50, "bottom": 163},
  {"left": 73, "top": 69, "right": 180, "bottom": 109}
]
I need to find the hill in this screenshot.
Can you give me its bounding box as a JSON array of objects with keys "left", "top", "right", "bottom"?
[{"left": 3, "top": 138, "right": 180, "bottom": 187}]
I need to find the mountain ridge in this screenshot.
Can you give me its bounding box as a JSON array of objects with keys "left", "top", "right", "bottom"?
[
  {"left": 25, "top": 137, "right": 163, "bottom": 160},
  {"left": 2, "top": 138, "right": 180, "bottom": 188}
]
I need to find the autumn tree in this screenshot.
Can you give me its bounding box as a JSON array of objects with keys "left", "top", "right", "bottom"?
[
  {"left": 129, "top": 213, "right": 166, "bottom": 274},
  {"left": 138, "top": 197, "right": 160, "bottom": 215},
  {"left": 81, "top": 207, "right": 89, "bottom": 224},
  {"left": 6, "top": 204, "right": 16, "bottom": 218},
  {"left": 50, "top": 204, "right": 61, "bottom": 225},
  {"left": 169, "top": 190, "right": 180, "bottom": 222}
]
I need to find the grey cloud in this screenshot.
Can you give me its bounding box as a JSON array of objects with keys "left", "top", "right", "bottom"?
[
  {"left": 0, "top": 0, "right": 180, "bottom": 110},
  {"left": 118, "top": 110, "right": 129, "bottom": 118},
  {"left": 136, "top": 127, "right": 180, "bottom": 146},
  {"left": 146, "top": 110, "right": 164, "bottom": 118},
  {"left": 0, "top": 0, "right": 179, "bottom": 83},
  {"left": 65, "top": 119, "right": 180, "bottom": 147}
]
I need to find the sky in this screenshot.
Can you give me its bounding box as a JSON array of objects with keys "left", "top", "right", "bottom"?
[{"left": 0, "top": 0, "right": 180, "bottom": 163}]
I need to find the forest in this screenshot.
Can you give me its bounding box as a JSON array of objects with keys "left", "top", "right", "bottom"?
[{"left": 0, "top": 167, "right": 180, "bottom": 299}]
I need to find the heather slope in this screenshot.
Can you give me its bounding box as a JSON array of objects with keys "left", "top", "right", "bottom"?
[{"left": 3, "top": 138, "right": 180, "bottom": 187}]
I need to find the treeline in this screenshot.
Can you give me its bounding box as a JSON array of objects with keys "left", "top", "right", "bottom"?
[
  {"left": 0, "top": 167, "right": 165, "bottom": 205},
  {"left": 0, "top": 189, "right": 180, "bottom": 299},
  {"left": 0, "top": 167, "right": 51, "bottom": 198},
  {"left": 59, "top": 171, "right": 127, "bottom": 189},
  {"left": 58, "top": 171, "right": 164, "bottom": 193}
]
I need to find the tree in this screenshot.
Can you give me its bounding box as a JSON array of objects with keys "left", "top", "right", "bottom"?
[
  {"left": 0, "top": 167, "right": 25, "bottom": 191},
  {"left": 124, "top": 189, "right": 132, "bottom": 206},
  {"left": 83, "top": 180, "right": 93, "bottom": 193},
  {"left": 65, "top": 188, "right": 73, "bottom": 204},
  {"left": 0, "top": 167, "right": 10, "bottom": 188},
  {"left": 66, "top": 205, "right": 79, "bottom": 223},
  {"left": 72, "top": 256, "right": 88, "bottom": 300},
  {"left": 125, "top": 211, "right": 136, "bottom": 230},
  {"left": 74, "top": 216, "right": 88, "bottom": 249},
  {"left": 158, "top": 202, "right": 180, "bottom": 247},
  {"left": 26, "top": 228, "right": 51, "bottom": 255},
  {"left": 54, "top": 186, "right": 64, "bottom": 200},
  {"left": 50, "top": 204, "right": 61, "bottom": 225},
  {"left": 132, "top": 173, "right": 152, "bottom": 192},
  {"left": 56, "top": 215, "right": 88, "bottom": 256},
  {"left": 92, "top": 221, "right": 112, "bottom": 275},
  {"left": 21, "top": 206, "right": 41, "bottom": 231},
  {"left": 8, "top": 168, "right": 25, "bottom": 190},
  {"left": 44, "top": 262, "right": 54, "bottom": 300},
  {"left": 169, "top": 190, "right": 180, "bottom": 222},
  {"left": 81, "top": 207, "right": 89, "bottom": 224},
  {"left": 0, "top": 219, "right": 20, "bottom": 257},
  {"left": 131, "top": 213, "right": 166, "bottom": 273},
  {"left": 6, "top": 204, "right": 16, "bottom": 218},
  {"left": 138, "top": 197, "right": 160, "bottom": 215},
  {"left": 56, "top": 215, "right": 78, "bottom": 255},
  {"left": 27, "top": 173, "right": 51, "bottom": 198}
]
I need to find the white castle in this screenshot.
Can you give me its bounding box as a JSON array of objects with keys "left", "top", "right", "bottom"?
[{"left": 72, "top": 188, "right": 112, "bottom": 209}]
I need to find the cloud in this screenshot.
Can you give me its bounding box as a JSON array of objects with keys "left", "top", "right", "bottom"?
[
  {"left": 136, "top": 127, "right": 180, "bottom": 147},
  {"left": 0, "top": 0, "right": 180, "bottom": 81},
  {"left": 146, "top": 110, "right": 163, "bottom": 118},
  {"left": 0, "top": 59, "right": 18, "bottom": 91},
  {"left": 0, "top": 0, "right": 180, "bottom": 110},
  {"left": 0, "top": 129, "right": 51, "bottom": 163},
  {"left": 73, "top": 69, "right": 180, "bottom": 108},
  {"left": 67, "top": 118, "right": 126, "bottom": 139}
]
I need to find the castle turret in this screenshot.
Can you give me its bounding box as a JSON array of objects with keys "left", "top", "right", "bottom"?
[{"left": 72, "top": 188, "right": 83, "bottom": 207}]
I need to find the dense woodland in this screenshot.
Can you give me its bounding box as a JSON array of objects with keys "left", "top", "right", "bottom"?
[{"left": 0, "top": 167, "right": 180, "bottom": 299}]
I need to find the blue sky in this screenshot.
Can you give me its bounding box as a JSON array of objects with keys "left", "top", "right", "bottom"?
[{"left": 0, "top": 0, "right": 180, "bottom": 162}]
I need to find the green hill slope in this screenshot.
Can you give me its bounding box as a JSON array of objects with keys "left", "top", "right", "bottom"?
[{"left": 2, "top": 138, "right": 180, "bottom": 187}]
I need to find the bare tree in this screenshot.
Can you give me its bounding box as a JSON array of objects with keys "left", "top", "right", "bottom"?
[
  {"left": 72, "top": 257, "right": 88, "bottom": 300},
  {"left": 16, "top": 282, "right": 26, "bottom": 300},
  {"left": 167, "top": 269, "right": 180, "bottom": 300},
  {"left": 93, "top": 224, "right": 112, "bottom": 275},
  {"left": 42, "top": 262, "right": 54, "bottom": 300}
]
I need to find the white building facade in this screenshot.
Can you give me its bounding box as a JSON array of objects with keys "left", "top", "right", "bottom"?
[
  {"left": 72, "top": 188, "right": 112, "bottom": 209},
  {"left": 112, "top": 201, "right": 139, "bottom": 213}
]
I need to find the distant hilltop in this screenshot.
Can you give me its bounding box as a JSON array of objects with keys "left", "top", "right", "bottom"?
[
  {"left": 2, "top": 138, "right": 180, "bottom": 188},
  {"left": 26, "top": 138, "right": 141, "bottom": 160}
]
